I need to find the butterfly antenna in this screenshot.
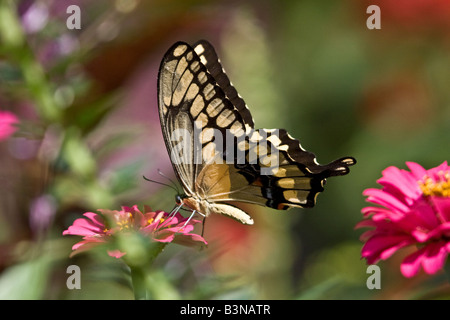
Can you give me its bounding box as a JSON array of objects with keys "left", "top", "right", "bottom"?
[
  {"left": 142, "top": 175, "right": 179, "bottom": 194},
  {"left": 157, "top": 169, "right": 181, "bottom": 194}
]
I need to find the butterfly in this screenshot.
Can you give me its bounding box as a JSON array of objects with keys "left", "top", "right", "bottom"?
[{"left": 157, "top": 40, "right": 356, "bottom": 225}]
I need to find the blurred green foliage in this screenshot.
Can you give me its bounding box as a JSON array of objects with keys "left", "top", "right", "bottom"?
[{"left": 0, "top": 0, "right": 449, "bottom": 299}]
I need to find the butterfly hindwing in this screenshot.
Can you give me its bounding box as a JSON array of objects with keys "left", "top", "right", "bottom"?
[{"left": 202, "top": 127, "right": 355, "bottom": 210}]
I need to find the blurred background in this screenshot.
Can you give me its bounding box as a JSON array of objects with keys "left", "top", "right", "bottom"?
[{"left": 0, "top": 0, "right": 449, "bottom": 299}]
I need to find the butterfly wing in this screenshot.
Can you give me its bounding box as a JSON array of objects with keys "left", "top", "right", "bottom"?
[
  {"left": 192, "top": 40, "right": 254, "bottom": 129},
  {"left": 158, "top": 40, "right": 355, "bottom": 223},
  {"left": 158, "top": 41, "right": 247, "bottom": 197},
  {"left": 196, "top": 126, "right": 355, "bottom": 210},
  {"left": 158, "top": 42, "right": 195, "bottom": 196}
]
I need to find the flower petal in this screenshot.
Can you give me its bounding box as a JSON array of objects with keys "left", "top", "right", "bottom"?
[
  {"left": 359, "top": 229, "right": 378, "bottom": 242},
  {"left": 173, "top": 233, "right": 208, "bottom": 247},
  {"left": 63, "top": 213, "right": 105, "bottom": 236},
  {"left": 107, "top": 249, "right": 127, "bottom": 258},
  {"left": 409, "top": 200, "right": 441, "bottom": 230},
  {"left": 83, "top": 212, "right": 105, "bottom": 227},
  {"left": 68, "top": 238, "right": 106, "bottom": 257},
  {"left": 129, "top": 205, "right": 146, "bottom": 228},
  {"left": 429, "top": 196, "right": 450, "bottom": 223},
  {"left": 377, "top": 166, "right": 421, "bottom": 203},
  {"left": 354, "top": 219, "right": 377, "bottom": 230},
  {"left": 421, "top": 242, "right": 448, "bottom": 275},
  {"left": 405, "top": 162, "right": 427, "bottom": 181},
  {"left": 0, "top": 111, "right": 19, "bottom": 141},
  {"left": 361, "top": 234, "right": 413, "bottom": 264},
  {"left": 414, "top": 223, "right": 450, "bottom": 242},
  {"left": 361, "top": 206, "right": 396, "bottom": 219},
  {"left": 401, "top": 247, "right": 426, "bottom": 278},
  {"left": 363, "top": 188, "right": 410, "bottom": 213},
  {"left": 153, "top": 233, "right": 175, "bottom": 243}
]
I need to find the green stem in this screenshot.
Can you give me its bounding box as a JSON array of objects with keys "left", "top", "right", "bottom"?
[
  {"left": 127, "top": 242, "right": 167, "bottom": 300},
  {"left": 130, "top": 266, "right": 147, "bottom": 300}
]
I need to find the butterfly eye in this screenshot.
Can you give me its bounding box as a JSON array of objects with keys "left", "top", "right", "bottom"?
[{"left": 175, "top": 195, "right": 183, "bottom": 205}]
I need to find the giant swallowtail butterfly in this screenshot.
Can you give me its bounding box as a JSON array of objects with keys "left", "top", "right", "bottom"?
[{"left": 158, "top": 40, "right": 355, "bottom": 225}]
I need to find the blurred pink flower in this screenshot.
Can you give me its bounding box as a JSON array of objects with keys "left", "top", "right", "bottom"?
[
  {"left": 0, "top": 111, "right": 18, "bottom": 141},
  {"left": 63, "top": 205, "right": 207, "bottom": 258},
  {"left": 356, "top": 161, "right": 450, "bottom": 278},
  {"left": 19, "top": 1, "right": 49, "bottom": 34}
]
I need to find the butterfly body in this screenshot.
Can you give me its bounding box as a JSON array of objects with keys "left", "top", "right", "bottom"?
[
  {"left": 176, "top": 162, "right": 255, "bottom": 224},
  {"left": 158, "top": 40, "right": 355, "bottom": 224}
]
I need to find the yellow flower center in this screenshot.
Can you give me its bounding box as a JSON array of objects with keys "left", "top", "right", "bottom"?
[
  {"left": 147, "top": 217, "right": 165, "bottom": 226},
  {"left": 116, "top": 212, "right": 133, "bottom": 231},
  {"left": 418, "top": 171, "right": 450, "bottom": 197}
]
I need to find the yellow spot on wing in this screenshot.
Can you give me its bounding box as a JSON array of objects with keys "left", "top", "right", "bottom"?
[
  {"left": 206, "top": 98, "right": 224, "bottom": 117},
  {"left": 173, "top": 44, "right": 187, "bottom": 57}
]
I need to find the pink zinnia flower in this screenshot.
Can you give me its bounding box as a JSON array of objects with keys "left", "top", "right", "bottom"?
[
  {"left": 0, "top": 110, "right": 18, "bottom": 141},
  {"left": 356, "top": 161, "right": 450, "bottom": 278},
  {"left": 63, "top": 205, "right": 207, "bottom": 258}
]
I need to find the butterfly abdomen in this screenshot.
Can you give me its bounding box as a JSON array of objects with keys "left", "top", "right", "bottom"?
[{"left": 183, "top": 196, "right": 254, "bottom": 225}]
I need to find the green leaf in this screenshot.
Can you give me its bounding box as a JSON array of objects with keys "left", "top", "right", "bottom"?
[
  {"left": 0, "top": 0, "right": 25, "bottom": 48},
  {"left": 0, "top": 256, "right": 52, "bottom": 300},
  {"left": 62, "top": 127, "right": 97, "bottom": 178}
]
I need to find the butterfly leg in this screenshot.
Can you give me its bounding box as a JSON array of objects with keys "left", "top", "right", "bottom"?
[
  {"left": 167, "top": 202, "right": 184, "bottom": 221},
  {"left": 201, "top": 215, "right": 207, "bottom": 237},
  {"left": 179, "top": 209, "right": 206, "bottom": 230}
]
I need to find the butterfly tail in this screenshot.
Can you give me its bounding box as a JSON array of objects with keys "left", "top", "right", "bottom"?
[{"left": 322, "top": 157, "right": 357, "bottom": 177}]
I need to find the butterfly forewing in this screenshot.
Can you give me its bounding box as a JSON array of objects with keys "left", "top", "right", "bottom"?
[
  {"left": 158, "top": 42, "right": 247, "bottom": 196},
  {"left": 193, "top": 40, "right": 254, "bottom": 129}
]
